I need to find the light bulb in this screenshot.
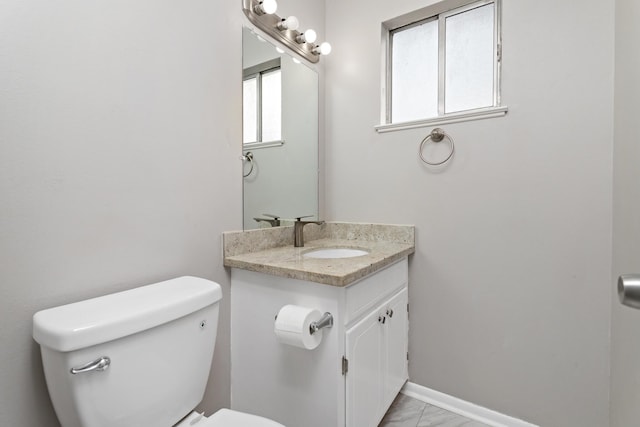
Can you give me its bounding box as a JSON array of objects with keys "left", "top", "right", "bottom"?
[
  {"left": 295, "top": 29, "right": 317, "bottom": 44},
  {"left": 313, "top": 42, "right": 332, "bottom": 56},
  {"left": 277, "top": 16, "right": 299, "bottom": 31},
  {"left": 254, "top": 0, "right": 277, "bottom": 15}
]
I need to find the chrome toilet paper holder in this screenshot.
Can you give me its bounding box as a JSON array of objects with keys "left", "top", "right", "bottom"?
[
  {"left": 273, "top": 310, "right": 334, "bottom": 335},
  {"left": 309, "top": 312, "right": 333, "bottom": 335}
]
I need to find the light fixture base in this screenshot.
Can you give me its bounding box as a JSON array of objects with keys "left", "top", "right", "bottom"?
[{"left": 243, "top": 0, "right": 320, "bottom": 63}]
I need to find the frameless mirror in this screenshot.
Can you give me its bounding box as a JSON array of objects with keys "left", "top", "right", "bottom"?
[{"left": 242, "top": 27, "right": 319, "bottom": 230}]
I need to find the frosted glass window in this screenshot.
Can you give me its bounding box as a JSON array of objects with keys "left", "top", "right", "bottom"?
[
  {"left": 243, "top": 78, "right": 258, "bottom": 143},
  {"left": 386, "top": 0, "right": 500, "bottom": 124},
  {"left": 242, "top": 61, "right": 281, "bottom": 144},
  {"left": 391, "top": 20, "right": 438, "bottom": 123},
  {"left": 445, "top": 4, "right": 495, "bottom": 113},
  {"left": 261, "top": 69, "right": 281, "bottom": 142}
]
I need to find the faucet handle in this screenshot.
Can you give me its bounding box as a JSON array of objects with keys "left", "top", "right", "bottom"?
[
  {"left": 295, "top": 215, "right": 314, "bottom": 221},
  {"left": 263, "top": 213, "right": 280, "bottom": 220}
]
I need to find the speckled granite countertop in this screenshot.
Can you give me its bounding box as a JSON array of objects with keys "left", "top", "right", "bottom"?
[{"left": 223, "top": 222, "right": 415, "bottom": 287}]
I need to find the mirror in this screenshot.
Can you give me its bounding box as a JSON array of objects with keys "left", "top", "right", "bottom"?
[{"left": 242, "top": 27, "right": 319, "bottom": 230}]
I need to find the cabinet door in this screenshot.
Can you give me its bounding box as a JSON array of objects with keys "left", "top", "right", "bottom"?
[
  {"left": 383, "top": 287, "right": 409, "bottom": 409},
  {"left": 345, "top": 307, "right": 385, "bottom": 427}
]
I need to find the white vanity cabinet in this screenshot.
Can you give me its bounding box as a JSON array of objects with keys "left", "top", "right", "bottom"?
[
  {"left": 230, "top": 258, "right": 409, "bottom": 427},
  {"left": 345, "top": 287, "right": 408, "bottom": 427}
]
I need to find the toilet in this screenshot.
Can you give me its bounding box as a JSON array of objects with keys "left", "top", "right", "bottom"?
[{"left": 32, "top": 276, "right": 284, "bottom": 427}]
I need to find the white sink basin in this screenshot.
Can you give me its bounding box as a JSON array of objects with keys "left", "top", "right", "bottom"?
[{"left": 303, "top": 248, "right": 369, "bottom": 259}]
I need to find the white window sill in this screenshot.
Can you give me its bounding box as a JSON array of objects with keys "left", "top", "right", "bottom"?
[
  {"left": 374, "top": 106, "right": 508, "bottom": 134},
  {"left": 243, "top": 140, "right": 285, "bottom": 150}
]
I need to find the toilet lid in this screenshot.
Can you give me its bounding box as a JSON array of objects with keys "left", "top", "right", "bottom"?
[{"left": 197, "top": 409, "right": 285, "bottom": 427}]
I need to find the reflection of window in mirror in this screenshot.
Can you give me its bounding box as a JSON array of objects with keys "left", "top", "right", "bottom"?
[{"left": 243, "top": 58, "right": 282, "bottom": 144}]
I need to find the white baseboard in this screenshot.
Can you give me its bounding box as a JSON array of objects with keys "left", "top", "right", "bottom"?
[{"left": 401, "top": 382, "right": 538, "bottom": 427}]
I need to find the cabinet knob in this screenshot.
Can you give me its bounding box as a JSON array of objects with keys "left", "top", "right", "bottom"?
[
  {"left": 386, "top": 309, "right": 394, "bottom": 318},
  {"left": 378, "top": 315, "right": 386, "bottom": 324}
]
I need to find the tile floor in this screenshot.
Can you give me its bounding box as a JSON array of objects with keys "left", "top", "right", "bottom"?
[{"left": 378, "top": 393, "right": 491, "bottom": 427}]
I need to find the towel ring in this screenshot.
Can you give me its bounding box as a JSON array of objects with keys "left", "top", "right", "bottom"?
[
  {"left": 419, "top": 128, "right": 455, "bottom": 166},
  {"left": 242, "top": 151, "right": 254, "bottom": 177}
]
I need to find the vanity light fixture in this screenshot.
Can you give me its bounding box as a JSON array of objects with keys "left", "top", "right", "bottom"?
[
  {"left": 312, "top": 42, "right": 332, "bottom": 56},
  {"left": 295, "top": 29, "right": 317, "bottom": 44},
  {"left": 254, "top": 0, "right": 277, "bottom": 15},
  {"left": 242, "top": 0, "right": 329, "bottom": 63},
  {"left": 276, "top": 16, "right": 299, "bottom": 31}
]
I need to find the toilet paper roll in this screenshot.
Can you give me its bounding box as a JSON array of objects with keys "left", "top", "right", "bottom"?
[{"left": 274, "top": 305, "right": 323, "bottom": 350}]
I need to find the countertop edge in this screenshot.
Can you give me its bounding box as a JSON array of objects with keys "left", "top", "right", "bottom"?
[{"left": 224, "top": 245, "right": 415, "bottom": 287}]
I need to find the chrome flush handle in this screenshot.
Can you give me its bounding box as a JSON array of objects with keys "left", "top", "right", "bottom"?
[{"left": 70, "top": 356, "right": 111, "bottom": 375}]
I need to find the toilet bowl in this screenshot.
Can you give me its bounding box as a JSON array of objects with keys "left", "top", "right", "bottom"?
[
  {"left": 178, "top": 409, "right": 284, "bottom": 427},
  {"left": 33, "top": 276, "right": 284, "bottom": 427}
]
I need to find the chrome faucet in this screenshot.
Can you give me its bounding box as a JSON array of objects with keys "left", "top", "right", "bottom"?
[
  {"left": 294, "top": 217, "right": 325, "bottom": 247},
  {"left": 253, "top": 214, "right": 281, "bottom": 227}
]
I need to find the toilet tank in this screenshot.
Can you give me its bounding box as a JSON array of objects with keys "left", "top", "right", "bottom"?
[{"left": 33, "top": 276, "right": 222, "bottom": 427}]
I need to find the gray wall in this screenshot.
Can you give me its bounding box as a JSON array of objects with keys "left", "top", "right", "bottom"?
[
  {"left": 324, "top": 0, "right": 614, "bottom": 426},
  {"left": 610, "top": 0, "right": 640, "bottom": 425},
  {"left": 0, "top": 0, "right": 243, "bottom": 425}
]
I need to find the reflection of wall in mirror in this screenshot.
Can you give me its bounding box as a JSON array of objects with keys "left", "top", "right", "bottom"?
[{"left": 242, "top": 29, "right": 319, "bottom": 229}]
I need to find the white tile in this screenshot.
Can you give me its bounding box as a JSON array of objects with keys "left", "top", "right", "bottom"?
[
  {"left": 379, "top": 394, "right": 491, "bottom": 427},
  {"left": 379, "top": 394, "right": 426, "bottom": 427},
  {"left": 417, "top": 403, "right": 490, "bottom": 427}
]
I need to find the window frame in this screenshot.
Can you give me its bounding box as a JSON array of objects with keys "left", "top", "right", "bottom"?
[
  {"left": 242, "top": 57, "right": 284, "bottom": 147},
  {"left": 377, "top": 0, "right": 506, "bottom": 133}
]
